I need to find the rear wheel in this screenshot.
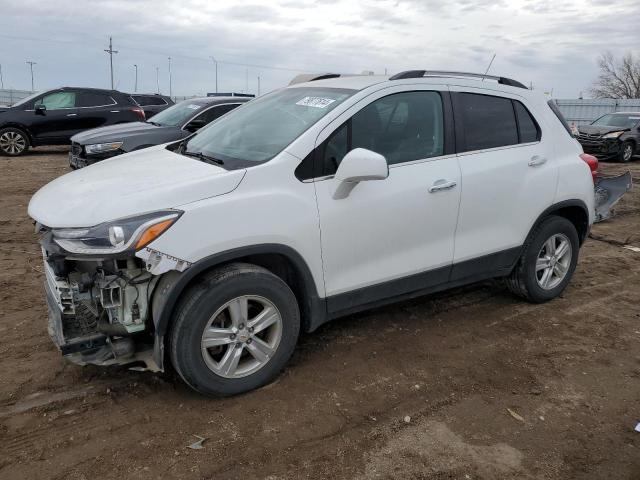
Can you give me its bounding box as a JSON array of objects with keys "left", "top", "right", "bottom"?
[
  {"left": 506, "top": 216, "right": 579, "bottom": 303},
  {"left": 619, "top": 141, "right": 634, "bottom": 163},
  {"left": 169, "top": 263, "right": 300, "bottom": 396},
  {"left": 0, "top": 127, "right": 29, "bottom": 156}
]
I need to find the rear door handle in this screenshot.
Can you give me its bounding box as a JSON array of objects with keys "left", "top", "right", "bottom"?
[
  {"left": 66, "top": 113, "right": 78, "bottom": 117},
  {"left": 110, "top": 110, "right": 120, "bottom": 113},
  {"left": 528, "top": 155, "right": 547, "bottom": 167},
  {"left": 428, "top": 180, "right": 457, "bottom": 193}
]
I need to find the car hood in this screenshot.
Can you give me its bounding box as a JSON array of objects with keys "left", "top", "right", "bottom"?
[
  {"left": 0, "top": 106, "right": 9, "bottom": 113},
  {"left": 71, "top": 122, "right": 179, "bottom": 144},
  {"left": 578, "top": 125, "right": 628, "bottom": 136},
  {"left": 28, "top": 145, "right": 246, "bottom": 228}
]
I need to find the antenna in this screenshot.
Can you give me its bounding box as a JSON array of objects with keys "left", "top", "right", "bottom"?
[
  {"left": 104, "top": 37, "right": 118, "bottom": 89},
  {"left": 482, "top": 53, "right": 496, "bottom": 82}
]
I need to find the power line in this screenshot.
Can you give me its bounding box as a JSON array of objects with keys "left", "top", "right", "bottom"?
[
  {"left": 26, "top": 61, "right": 36, "bottom": 91},
  {"left": 104, "top": 36, "right": 118, "bottom": 90}
]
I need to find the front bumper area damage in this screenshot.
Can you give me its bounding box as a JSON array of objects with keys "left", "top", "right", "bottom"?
[
  {"left": 40, "top": 231, "right": 166, "bottom": 370},
  {"left": 594, "top": 171, "right": 633, "bottom": 222}
]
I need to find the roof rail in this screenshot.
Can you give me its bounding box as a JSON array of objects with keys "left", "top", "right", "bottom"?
[
  {"left": 389, "top": 70, "right": 527, "bottom": 89},
  {"left": 289, "top": 73, "right": 341, "bottom": 85}
]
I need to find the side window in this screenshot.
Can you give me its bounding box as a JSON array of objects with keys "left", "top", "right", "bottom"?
[
  {"left": 194, "top": 104, "right": 239, "bottom": 124},
  {"left": 514, "top": 101, "right": 540, "bottom": 143},
  {"left": 79, "top": 92, "right": 115, "bottom": 107},
  {"left": 456, "top": 93, "right": 518, "bottom": 152},
  {"left": 352, "top": 91, "right": 444, "bottom": 166},
  {"left": 316, "top": 91, "right": 445, "bottom": 176},
  {"left": 35, "top": 91, "right": 77, "bottom": 110}
]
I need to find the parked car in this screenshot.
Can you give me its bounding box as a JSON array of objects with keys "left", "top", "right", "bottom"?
[
  {"left": 69, "top": 96, "right": 249, "bottom": 168},
  {"left": 129, "top": 93, "right": 174, "bottom": 118},
  {"left": 0, "top": 87, "right": 145, "bottom": 156},
  {"left": 576, "top": 112, "right": 640, "bottom": 162},
  {"left": 30, "top": 70, "right": 599, "bottom": 396}
]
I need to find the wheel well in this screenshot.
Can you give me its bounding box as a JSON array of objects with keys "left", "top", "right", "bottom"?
[
  {"left": 546, "top": 205, "right": 589, "bottom": 244},
  {"left": 1, "top": 123, "right": 33, "bottom": 144},
  {"left": 218, "top": 253, "right": 312, "bottom": 331}
]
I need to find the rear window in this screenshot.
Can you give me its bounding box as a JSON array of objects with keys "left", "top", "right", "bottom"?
[
  {"left": 514, "top": 101, "right": 540, "bottom": 143},
  {"left": 133, "top": 95, "right": 167, "bottom": 106},
  {"left": 547, "top": 100, "right": 572, "bottom": 135},
  {"left": 455, "top": 93, "right": 518, "bottom": 152},
  {"left": 79, "top": 92, "right": 116, "bottom": 107}
]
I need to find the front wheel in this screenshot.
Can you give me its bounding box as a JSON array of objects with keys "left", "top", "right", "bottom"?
[
  {"left": 169, "top": 263, "right": 300, "bottom": 396},
  {"left": 0, "top": 127, "right": 29, "bottom": 156},
  {"left": 506, "top": 216, "right": 579, "bottom": 303},
  {"left": 619, "top": 141, "right": 634, "bottom": 163}
]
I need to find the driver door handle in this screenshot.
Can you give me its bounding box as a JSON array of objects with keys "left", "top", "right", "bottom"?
[
  {"left": 429, "top": 180, "right": 457, "bottom": 193},
  {"left": 528, "top": 155, "right": 547, "bottom": 167},
  {"left": 66, "top": 113, "right": 78, "bottom": 117}
]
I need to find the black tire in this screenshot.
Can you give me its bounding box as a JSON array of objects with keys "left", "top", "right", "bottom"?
[
  {"left": 506, "top": 216, "right": 580, "bottom": 303},
  {"left": 619, "top": 141, "right": 635, "bottom": 163},
  {"left": 0, "top": 127, "right": 30, "bottom": 156},
  {"left": 169, "top": 263, "right": 300, "bottom": 396}
]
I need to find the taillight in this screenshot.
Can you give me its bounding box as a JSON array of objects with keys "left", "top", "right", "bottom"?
[
  {"left": 580, "top": 153, "right": 598, "bottom": 183},
  {"left": 131, "top": 107, "right": 146, "bottom": 121}
]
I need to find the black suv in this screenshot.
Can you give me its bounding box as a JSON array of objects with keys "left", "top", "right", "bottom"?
[
  {"left": 576, "top": 112, "right": 640, "bottom": 162},
  {"left": 129, "top": 93, "right": 174, "bottom": 119},
  {"left": 0, "top": 87, "right": 146, "bottom": 156}
]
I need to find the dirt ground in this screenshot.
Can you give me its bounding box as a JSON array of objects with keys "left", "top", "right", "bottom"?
[{"left": 1, "top": 147, "right": 639, "bottom": 480}]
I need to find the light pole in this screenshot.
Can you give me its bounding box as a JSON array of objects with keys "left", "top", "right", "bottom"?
[
  {"left": 210, "top": 56, "right": 218, "bottom": 94},
  {"left": 257, "top": 75, "right": 260, "bottom": 96},
  {"left": 155, "top": 67, "right": 160, "bottom": 94},
  {"left": 26, "top": 61, "right": 36, "bottom": 91},
  {"left": 104, "top": 37, "right": 118, "bottom": 89},
  {"left": 0, "top": 64, "right": 4, "bottom": 90},
  {"left": 168, "top": 57, "right": 172, "bottom": 98},
  {"left": 133, "top": 64, "right": 138, "bottom": 92}
]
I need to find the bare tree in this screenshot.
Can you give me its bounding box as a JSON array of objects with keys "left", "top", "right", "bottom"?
[{"left": 591, "top": 51, "right": 640, "bottom": 99}]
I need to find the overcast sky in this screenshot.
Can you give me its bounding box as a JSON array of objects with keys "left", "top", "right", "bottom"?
[{"left": 0, "top": 0, "right": 637, "bottom": 98}]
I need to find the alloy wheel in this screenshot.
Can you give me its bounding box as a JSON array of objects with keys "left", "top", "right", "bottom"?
[
  {"left": 622, "top": 144, "right": 633, "bottom": 162},
  {"left": 0, "top": 131, "right": 27, "bottom": 155},
  {"left": 535, "top": 233, "right": 572, "bottom": 290},
  {"left": 200, "top": 295, "right": 283, "bottom": 378}
]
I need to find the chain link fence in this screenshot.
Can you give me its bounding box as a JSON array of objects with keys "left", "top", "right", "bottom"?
[{"left": 0, "top": 89, "right": 34, "bottom": 106}]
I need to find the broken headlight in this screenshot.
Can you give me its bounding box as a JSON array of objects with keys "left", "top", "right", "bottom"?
[
  {"left": 85, "top": 141, "right": 124, "bottom": 155},
  {"left": 52, "top": 210, "right": 182, "bottom": 255}
]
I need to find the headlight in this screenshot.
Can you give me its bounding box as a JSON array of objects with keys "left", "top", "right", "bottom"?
[
  {"left": 602, "top": 131, "right": 624, "bottom": 139},
  {"left": 85, "top": 141, "right": 124, "bottom": 155},
  {"left": 52, "top": 210, "right": 182, "bottom": 255}
]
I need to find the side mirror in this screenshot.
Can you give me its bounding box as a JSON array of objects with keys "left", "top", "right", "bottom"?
[
  {"left": 184, "top": 119, "right": 206, "bottom": 132},
  {"left": 35, "top": 104, "right": 47, "bottom": 115},
  {"left": 333, "top": 148, "right": 388, "bottom": 199}
]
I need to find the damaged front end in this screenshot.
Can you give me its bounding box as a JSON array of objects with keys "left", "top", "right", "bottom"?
[
  {"left": 37, "top": 210, "right": 187, "bottom": 371},
  {"left": 595, "top": 172, "right": 633, "bottom": 222}
]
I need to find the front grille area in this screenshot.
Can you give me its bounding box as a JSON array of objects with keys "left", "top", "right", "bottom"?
[{"left": 71, "top": 143, "right": 83, "bottom": 157}]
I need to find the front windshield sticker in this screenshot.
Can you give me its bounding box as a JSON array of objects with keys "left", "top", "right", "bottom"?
[
  {"left": 295, "top": 96, "right": 336, "bottom": 108},
  {"left": 187, "top": 104, "right": 202, "bottom": 110}
]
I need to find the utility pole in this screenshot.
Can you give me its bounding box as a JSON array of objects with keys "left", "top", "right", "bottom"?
[
  {"left": 155, "top": 67, "right": 160, "bottom": 94},
  {"left": 104, "top": 37, "right": 118, "bottom": 89},
  {"left": 210, "top": 56, "right": 218, "bottom": 93},
  {"left": 0, "top": 64, "right": 4, "bottom": 89},
  {"left": 133, "top": 64, "right": 138, "bottom": 92},
  {"left": 257, "top": 75, "right": 260, "bottom": 96},
  {"left": 168, "top": 57, "right": 172, "bottom": 98},
  {"left": 245, "top": 67, "right": 248, "bottom": 94},
  {"left": 26, "top": 61, "right": 36, "bottom": 91}
]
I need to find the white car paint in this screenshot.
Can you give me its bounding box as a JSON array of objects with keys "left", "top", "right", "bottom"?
[
  {"left": 28, "top": 145, "right": 245, "bottom": 228},
  {"left": 29, "top": 73, "right": 594, "bottom": 307}
]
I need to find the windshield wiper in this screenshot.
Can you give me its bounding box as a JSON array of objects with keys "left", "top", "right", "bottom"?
[
  {"left": 147, "top": 121, "right": 163, "bottom": 126},
  {"left": 182, "top": 150, "right": 224, "bottom": 165}
]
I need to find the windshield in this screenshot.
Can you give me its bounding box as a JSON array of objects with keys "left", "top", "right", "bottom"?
[
  {"left": 184, "top": 87, "right": 355, "bottom": 165},
  {"left": 592, "top": 114, "right": 640, "bottom": 129},
  {"left": 151, "top": 101, "right": 206, "bottom": 127},
  {"left": 11, "top": 90, "right": 46, "bottom": 108}
]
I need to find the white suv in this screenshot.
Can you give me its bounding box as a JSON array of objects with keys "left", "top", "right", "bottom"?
[{"left": 29, "top": 71, "right": 596, "bottom": 396}]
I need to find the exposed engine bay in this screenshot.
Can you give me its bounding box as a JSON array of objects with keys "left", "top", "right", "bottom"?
[{"left": 40, "top": 228, "right": 163, "bottom": 370}]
